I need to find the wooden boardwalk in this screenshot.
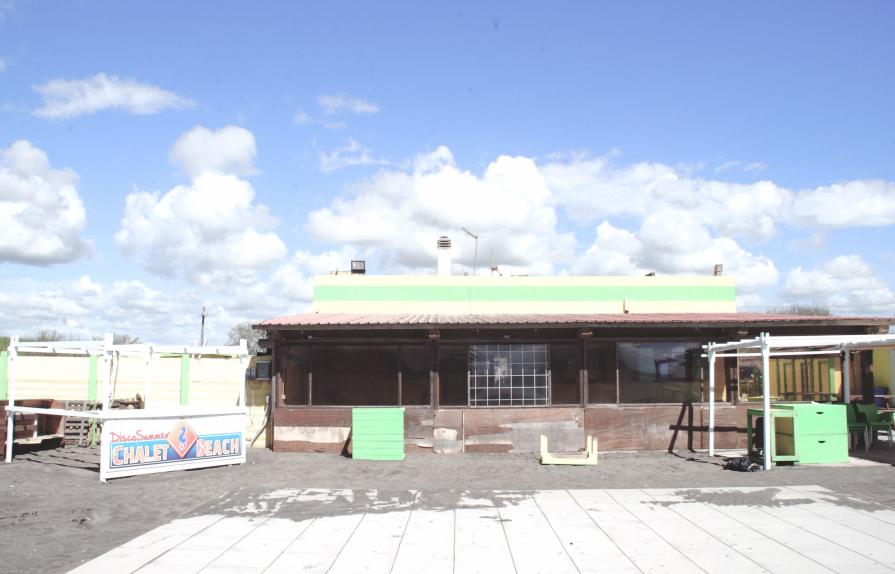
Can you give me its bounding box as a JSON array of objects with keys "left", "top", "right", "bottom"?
[{"left": 70, "top": 486, "right": 895, "bottom": 573}]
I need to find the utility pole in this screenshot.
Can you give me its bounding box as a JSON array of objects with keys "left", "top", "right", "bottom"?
[
  {"left": 461, "top": 227, "right": 479, "bottom": 276},
  {"left": 199, "top": 306, "right": 207, "bottom": 346}
]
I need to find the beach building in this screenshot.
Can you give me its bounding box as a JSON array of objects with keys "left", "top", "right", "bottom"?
[{"left": 254, "top": 238, "right": 891, "bottom": 454}]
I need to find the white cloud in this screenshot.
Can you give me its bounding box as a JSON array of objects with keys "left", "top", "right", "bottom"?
[
  {"left": 117, "top": 126, "right": 285, "bottom": 286},
  {"left": 784, "top": 255, "right": 895, "bottom": 313},
  {"left": 543, "top": 153, "right": 895, "bottom": 238},
  {"left": 571, "top": 212, "right": 779, "bottom": 294},
  {"left": 790, "top": 180, "right": 895, "bottom": 228},
  {"left": 317, "top": 93, "right": 379, "bottom": 116},
  {"left": 116, "top": 172, "right": 286, "bottom": 285},
  {"left": 0, "top": 276, "right": 196, "bottom": 342},
  {"left": 169, "top": 125, "right": 256, "bottom": 177},
  {"left": 541, "top": 154, "right": 792, "bottom": 241},
  {"left": 0, "top": 263, "right": 323, "bottom": 344},
  {"left": 33, "top": 73, "right": 194, "bottom": 119},
  {"left": 0, "top": 140, "right": 91, "bottom": 264},
  {"left": 319, "top": 139, "right": 388, "bottom": 172},
  {"left": 292, "top": 108, "right": 313, "bottom": 125},
  {"left": 308, "top": 146, "right": 577, "bottom": 275},
  {"left": 715, "top": 160, "right": 767, "bottom": 174}
]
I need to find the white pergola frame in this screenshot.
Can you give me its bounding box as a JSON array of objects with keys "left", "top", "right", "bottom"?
[
  {"left": 4, "top": 333, "right": 249, "bottom": 464},
  {"left": 705, "top": 331, "right": 895, "bottom": 470}
]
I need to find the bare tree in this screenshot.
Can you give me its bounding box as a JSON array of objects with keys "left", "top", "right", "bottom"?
[
  {"left": 771, "top": 303, "right": 832, "bottom": 316},
  {"left": 227, "top": 322, "right": 265, "bottom": 354},
  {"left": 21, "top": 329, "right": 67, "bottom": 342},
  {"left": 112, "top": 333, "right": 141, "bottom": 345}
]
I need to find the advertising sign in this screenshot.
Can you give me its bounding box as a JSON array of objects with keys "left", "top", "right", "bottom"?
[{"left": 100, "top": 410, "right": 246, "bottom": 481}]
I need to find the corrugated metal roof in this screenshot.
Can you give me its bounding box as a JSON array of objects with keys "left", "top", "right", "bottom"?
[{"left": 255, "top": 312, "right": 892, "bottom": 330}]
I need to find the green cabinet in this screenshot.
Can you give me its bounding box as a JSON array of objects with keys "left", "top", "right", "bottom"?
[
  {"left": 352, "top": 407, "right": 405, "bottom": 461},
  {"left": 776, "top": 403, "right": 848, "bottom": 464},
  {"left": 747, "top": 408, "right": 799, "bottom": 464},
  {"left": 747, "top": 403, "right": 848, "bottom": 465}
]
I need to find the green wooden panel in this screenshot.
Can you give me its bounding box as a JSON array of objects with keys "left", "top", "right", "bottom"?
[
  {"left": 352, "top": 407, "right": 405, "bottom": 461},
  {"left": 179, "top": 354, "right": 190, "bottom": 405},
  {"left": 798, "top": 433, "right": 849, "bottom": 464},
  {"left": 87, "top": 355, "right": 98, "bottom": 402},
  {"left": 793, "top": 404, "right": 846, "bottom": 435}
]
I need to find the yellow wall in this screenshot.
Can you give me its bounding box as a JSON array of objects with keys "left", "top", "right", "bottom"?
[
  {"left": 11, "top": 354, "right": 244, "bottom": 406},
  {"left": 7, "top": 354, "right": 272, "bottom": 444},
  {"left": 873, "top": 349, "right": 893, "bottom": 391}
]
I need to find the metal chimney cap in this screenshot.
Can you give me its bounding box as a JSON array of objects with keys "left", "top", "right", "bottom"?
[{"left": 437, "top": 236, "right": 451, "bottom": 248}]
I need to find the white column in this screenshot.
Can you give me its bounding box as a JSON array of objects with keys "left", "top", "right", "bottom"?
[
  {"left": 101, "top": 332, "right": 113, "bottom": 412},
  {"left": 238, "top": 338, "right": 248, "bottom": 408},
  {"left": 842, "top": 347, "right": 851, "bottom": 404},
  {"left": 761, "top": 332, "right": 772, "bottom": 470},
  {"left": 5, "top": 335, "right": 18, "bottom": 463},
  {"left": 143, "top": 347, "right": 152, "bottom": 409},
  {"left": 708, "top": 344, "right": 716, "bottom": 456}
]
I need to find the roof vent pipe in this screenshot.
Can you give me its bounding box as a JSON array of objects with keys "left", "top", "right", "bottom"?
[{"left": 437, "top": 236, "right": 452, "bottom": 276}]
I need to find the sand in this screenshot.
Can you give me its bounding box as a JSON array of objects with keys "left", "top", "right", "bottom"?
[{"left": 2, "top": 447, "right": 894, "bottom": 573}]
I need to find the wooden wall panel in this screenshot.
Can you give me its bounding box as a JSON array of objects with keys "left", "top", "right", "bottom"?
[
  {"left": 462, "top": 407, "right": 583, "bottom": 453},
  {"left": 404, "top": 407, "right": 434, "bottom": 453},
  {"left": 270, "top": 403, "right": 752, "bottom": 453},
  {"left": 584, "top": 403, "right": 749, "bottom": 451},
  {"left": 274, "top": 407, "right": 352, "bottom": 427}
]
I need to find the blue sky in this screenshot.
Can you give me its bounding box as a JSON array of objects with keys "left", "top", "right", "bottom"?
[{"left": 1, "top": 1, "right": 894, "bottom": 343}]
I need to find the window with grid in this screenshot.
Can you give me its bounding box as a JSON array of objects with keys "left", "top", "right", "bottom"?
[{"left": 468, "top": 344, "right": 550, "bottom": 406}]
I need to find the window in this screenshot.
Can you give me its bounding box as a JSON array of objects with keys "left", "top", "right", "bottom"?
[
  {"left": 280, "top": 345, "right": 308, "bottom": 405},
  {"left": 550, "top": 344, "right": 580, "bottom": 405},
  {"left": 586, "top": 344, "right": 617, "bottom": 403},
  {"left": 254, "top": 360, "right": 271, "bottom": 381},
  {"left": 740, "top": 356, "right": 840, "bottom": 403},
  {"left": 400, "top": 346, "right": 431, "bottom": 405},
  {"left": 469, "top": 344, "right": 549, "bottom": 406},
  {"left": 618, "top": 342, "right": 702, "bottom": 403},
  {"left": 312, "top": 346, "right": 398, "bottom": 406},
  {"left": 438, "top": 345, "right": 469, "bottom": 405}
]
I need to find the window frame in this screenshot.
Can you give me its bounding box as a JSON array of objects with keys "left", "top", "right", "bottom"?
[{"left": 467, "top": 343, "right": 552, "bottom": 407}]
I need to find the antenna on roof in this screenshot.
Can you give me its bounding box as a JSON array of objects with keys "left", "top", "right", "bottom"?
[{"left": 461, "top": 227, "right": 479, "bottom": 276}]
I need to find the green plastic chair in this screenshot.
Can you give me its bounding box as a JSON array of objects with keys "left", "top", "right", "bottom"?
[
  {"left": 846, "top": 403, "right": 869, "bottom": 452},
  {"left": 855, "top": 403, "right": 894, "bottom": 448}
]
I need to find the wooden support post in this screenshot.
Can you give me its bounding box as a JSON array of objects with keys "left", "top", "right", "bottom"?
[
  {"left": 708, "top": 344, "right": 715, "bottom": 456},
  {"left": 579, "top": 342, "right": 587, "bottom": 407}
]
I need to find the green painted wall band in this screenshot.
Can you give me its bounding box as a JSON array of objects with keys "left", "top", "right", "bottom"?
[
  {"left": 180, "top": 354, "right": 190, "bottom": 405},
  {"left": 87, "top": 355, "right": 98, "bottom": 402},
  {"left": 315, "top": 284, "right": 735, "bottom": 303},
  {"left": 0, "top": 351, "right": 8, "bottom": 401}
]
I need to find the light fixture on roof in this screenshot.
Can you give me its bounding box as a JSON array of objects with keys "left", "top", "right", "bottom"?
[
  {"left": 714, "top": 264, "right": 723, "bottom": 276},
  {"left": 351, "top": 260, "right": 366, "bottom": 274}
]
